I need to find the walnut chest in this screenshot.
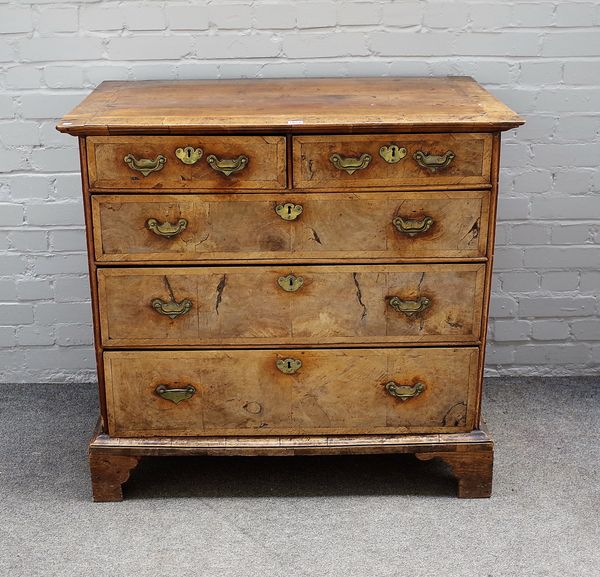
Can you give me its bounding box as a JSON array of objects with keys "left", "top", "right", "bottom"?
[{"left": 57, "top": 77, "right": 523, "bottom": 501}]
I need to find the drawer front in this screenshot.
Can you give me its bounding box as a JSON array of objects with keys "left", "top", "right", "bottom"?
[
  {"left": 92, "top": 191, "right": 489, "bottom": 263},
  {"left": 87, "top": 135, "right": 287, "bottom": 190},
  {"left": 293, "top": 133, "right": 492, "bottom": 189},
  {"left": 97, "top": 264, "right": 485, "bottom": 347},
  {"left": 104, "top": 347, "right": 480, "bottom": 437}
]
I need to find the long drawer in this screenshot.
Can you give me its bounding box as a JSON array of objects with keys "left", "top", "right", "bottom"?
[
  {"left": 104, "top": 347, "right": 480, "bottom": 437},
  {"left": 97, "top": 264, "right": 485, "bottom": 347},
  {"left": 92, "top": 191, "right": 489, "bottom": 263},
  {"left": 87, "top": 135, "right": 287, "bottom": 190},
  {"left": 293, "top": 133, "right": 493, "bottom": 189}
]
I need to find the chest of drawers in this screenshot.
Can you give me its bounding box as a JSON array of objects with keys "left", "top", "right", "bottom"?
[{"left": 58, "top": 77, "right": 522, "bottom": 501}]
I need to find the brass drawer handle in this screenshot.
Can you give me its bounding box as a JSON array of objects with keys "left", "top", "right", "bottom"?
[
  {"left": 392, "top": 216, "right": 434, "bottom": 236},
  {"left": 151, "top": 297, "right": 192, "bottom": 319},
  {"left": 275, "top": 202, "right": 303, "bottom": 221},
  {"left": 146, "top": 218, "right": 188, "bottom": 238},
  {"left": 385, "top": 381, "right": 425, "bottom": 401},
  {"left": 413, "top": 150, "right": 455, "bottom": 172},
  {"left": 155, "top": 384, "right": 196, "bottom": 404},
  {"left": 379, "top": 144, "right": 407, "bottom": 164},
  {"left": 206, "top": 154, "right": 248, "bottom": 176},
  {"left": 278, "top": 274, "right": 303, "bottom": 292},
  {"left": 276, "top": 358, "right": 302, "bottom": 374},
  {"left": 175, "top": 146, "right": 203, "bottom": 165},
  {"left": 330, "top": 152, "right": 371, "bottom": 175},
  {"left": 389, "top": 296, "right": 431, "bottom": 317},
  {"left": 123, "top": 154, "right": 166, "bottom": 176}
]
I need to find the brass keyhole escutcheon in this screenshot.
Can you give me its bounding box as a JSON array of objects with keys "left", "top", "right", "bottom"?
[
  {"left": 175, "top": 146, "right": 203, "bottom": 165},
  {"left": 278, "top": 274, "right": 304, "bottom": 292},
  {"left": 379, "top": 144, "right": 407, "bottom": 164},
  {"left": 275, "top": 202, "right": 303, "bottom": 221},
  {"left": 276, "top": 358, "right": 302, "bottom": 374}
]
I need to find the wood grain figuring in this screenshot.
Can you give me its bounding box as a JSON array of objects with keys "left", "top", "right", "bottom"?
[
  {"left": 293, "top": 133, "right": 492, "bottom": 189},
  {"left": 97, "top": 264, "right": 486, "bottom": 347},
  {"left": 89, "top": 452, "right": 140, "bottom": 502},
  {"left": 91, "top": 191, "right": 490, "bottom": 263},
  {"left": 56, "top": 77, "right": 524, "bottom": 135},
  {"left": 104, "top": 347, "right": 479, "bottom": 437},
  {"left": 87, "top": 135, "right": 287, "bottom": 190}
]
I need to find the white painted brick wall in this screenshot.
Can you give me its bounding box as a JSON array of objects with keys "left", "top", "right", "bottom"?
[{"left": 0, "top": 0, "right": 599, "bottom": 382}]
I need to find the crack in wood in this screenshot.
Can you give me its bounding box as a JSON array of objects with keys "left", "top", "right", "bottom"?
[
  {"left": 163, "top": 276, "right": 176, "bottom": 301},
  {"left": 309, "top": 227, "right": 322, "bottom": 245},
  {"left": 352, "top": 272, "right": 368, "bottom": 320},
  {"left": 215, "top": 274, "right": 227, "bottom": 315}
]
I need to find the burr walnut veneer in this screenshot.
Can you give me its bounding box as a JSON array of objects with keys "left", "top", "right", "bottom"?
[{"left": 58, "top": 77, "right": 523, "bottom": 501}]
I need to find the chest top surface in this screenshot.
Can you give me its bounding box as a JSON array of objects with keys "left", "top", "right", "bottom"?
[{"left": 56, "top": 76, "right": 523, "bottom": 136}]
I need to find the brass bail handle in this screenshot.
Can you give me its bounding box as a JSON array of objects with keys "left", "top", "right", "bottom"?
[
  {"left": 388, "top": 296, "right": 431, "bottom": 317},
  {"left": 151, "top": 298, "right": 192, "bottom": 319},
  {"left": 206, "top": 154, "right": 249, "bottom": 176},
  {"left": 146, "top": 218, "right": 188, "bottom": 238},
  {"left": 413, "top": 150, "right": 455, "bottom": 172},
  {"left": 155, "top": 384, "right": 196, "bottom": 404},
  {"left": 385, "top": 381, "right": 425, "bottom": 401},
  {"left": 330, "top": 152, "right": 372, "bottom": 175},
  {"left": 124, "top": 154, "right": 167, "bottom": 177},
  {"left": 392, "top": 216, "right": 434, "bottom": 237}
]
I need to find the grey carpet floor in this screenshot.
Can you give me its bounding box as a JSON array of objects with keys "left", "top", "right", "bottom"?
[{"left": 0, "top": 378, "right": 598, "bottom": 577}]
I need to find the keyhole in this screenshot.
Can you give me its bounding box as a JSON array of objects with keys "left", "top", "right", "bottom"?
[
  {"left": 287, "top": 360, "right": 292, "bottom": 370},
  {"left": 187, "top": 148, "right": 192, "bottom": 159},
  {"left": 390, "top": 145, "right": 398, "bottom": 159},
  {"left": 287, "top": 205, "right": 292, "bottom": 215},
  {"left": 289, "top": 277, "right": 293, "bottom": 288}
]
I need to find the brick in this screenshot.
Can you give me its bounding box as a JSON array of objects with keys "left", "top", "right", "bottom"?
[
  {"left": 0, "top": 121, "right": 40, "bottom": 146},
  {"left": 54, "top": 276, "right": 90, "bottom": 302},
  {"left": 536, "top": 89, "right": 600, "bottom": 114},
  {"left": 541, "top": 272, "right": 580, "bottom": 292},
  {"left": 524, "top": 246, "right": 600, "bottom": 269},
  {"left": 580, "top": 272, "right": 600, "bottom": 292},
  {"left": 208, "top": 3, "right": 252, "bottom": 29},
  {"left": 518, "top": 61, "right": 562, "bottom": 86},
  {"left": 195, "top": 33, "right": 281, "bottom": 59},
  {"left": 485, "top": 344, "right": 515, "bottom": 364},
  {"left": 39, "top": 122, "right": 77, "bottom": 149},
  {"left": 284, "top": 32, "right": 371, "bottom": 58},
  {"left": 551, "top": 224, "right": 592, "bottom": 245},
  {"left": 0, "top": 95, "right": 15, "bottom": 119},
  {"left": 514, "top": 115, "right": 556, "bottom": 144},
  {"left": 0, "top": 7, "right": 33, "bottom": 33},
  {"left": 511, "top": 223, "right": 549, "bottom": 245},
  {"left": 80, "top": 6, "right": 124, "bottom": 31},
  {"left": 19, "top": 38, "right": 103, "bottom": 62},
  {"left": 555, "top": 116, "right": 600, "bottom": 141},
  {"left": 108, "top": 37, "right": 193, "bottom": 60},
  {"left": 35, "top": 302, "right": 92, "bottom": 325},
  {"left": 519, "top": 296, "right": 596, "bottom": 317},
  {"left": 5, "top": 65, "right": 42, "bottom": 89},
  {"left": 0, "top": 279, "right": 17, "bottom": 301},
  {"left": 16, "top": 279, "right": 53, "bottom": 301},
  {"left": 371, "top": 32, "right": 453, "bottom": 56},
  {"left": 0, "top": 203, "right": 24, "bottom": 226},
  {"left": 501, "top": 272, "right": 539, "bottom": 292},
  {"left": 8, "top": 230, "right": 47, "bottom": 252},
  {"left": 494, "top": 320, "right": 531, "bottom": 341},
  {"left": 513, "top": 170, "right": 553, "bottom": 193},
  {"left": 542, "top": 31, "right": 600, "bottom": 56},
  {"left": 424, "top": 1, "right": 469, "bottom": 28},
  {"left": 497, "top": 197, "right": 529, "bottom": 220},
  {"left": 166, "top": 5, "right": 209, "bottom": 30},
  {"left": 16, "top": 325, "right": 54, "bottom": 346},
  {"left": 296, "top": 2, "right": 335, "bottom": 28},
  {"left": 555, "top": 3, "right": 596, "bottom": 26},
  {"left": 176, "top": 62, "right": 220, "bottom": 80},
  {"left": 490, "top": 295, "right": 517, "bottom": 318},
  {"left": 44, "top": 66, "right": 85, "bottom": 89},
  {"left": 461, "top": 61, "right": 514, "bottom": 85},
  {"left": 52, "top": 175, "right": 82, "bottom": 201},
  {"left": 0, "top": 254, "right": 26, "bottom": 275},
  {"left": 500, "top": 142, "right": 532, "bottom": 169},
  {"left": 130, "top": 63, "right": 177, "bottom": 81},
  {"left": 21, "top": 93, "right": 87, "bottom": 120},
  {"left": 0, "top": 303, "right": 34, "bottom": 325},
  {"left": 86, "top": 65, "right": 129, "bottom": 85},
  {"left": 532, "top": 320, "right": 570, "bottom": 341},
  {"left": 563, "top": 62, "right": 600, "bottom": 85},
  {"left": 493, "top": 247, "right": 524, "bottom": 269},
  {"left": 553, "top": 169, "right": 594, "bottom": 194},
  {"left": 124, "top": 6, "right": 166, "bottom": 30},
  {"left": 513, "top": 3, "right": 555, "bottom": 26},
  {"left": 56, "top": 324, "right": 93, "bottom": 346},
  {"left": 382, "top": 2, "right": 422, "bottom": 26},
  {"left": 30, "top": 148, "right": 80, "bottom": 172},
  {"left": 0, "top": 326, "right": 15, "bottom": 347},
  {"left": 571, "top": 320, "right": 600, "bottom": 340},
  {"left": 514, "top": 344, "right": 590, "bottom": 365},
  {"left": 32, "top": 254, "right": 88, "bottom": 275},
  {"left": 454, "top": 32, "right": 539, "bottom": 57},
  {"left": 23, "top": 348, "right": 95, "bottom": 371},
  {"left": 469, "top": 4, "right": 512, "bottom": 29},
  {"left": 7, "top": 175, "right": 50, "bottom": 200},
  {"left": 37, "top": 7, "right": 79, "bottom": 33},
  {"left": 532, "top": 197, "right": 600, "bottom": 219},
  {"left": 50, "top": 229, "right": 86, "bottom": 252},
  {"left": 336, "top": 3, "right": 381, "bottom": 26},
  {"left": 0, "top": 149, "right": 26, "bottom": 172}
]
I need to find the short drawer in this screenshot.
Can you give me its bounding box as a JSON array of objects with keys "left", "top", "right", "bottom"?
[
  {"left": 92, "top": 191, "right": 489, "bottom": 263},
  {"left": 104, "top": 347, "right": 480, "bottom": 437},
  {"left": 293, "top": 133, "right": 492, "bottom": 189},
  {"left": 87, "top": 135, "right": 287, "bottom": 190},
  {"left": 97, "top": 264, "right": 485, "bottom": 347}
]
